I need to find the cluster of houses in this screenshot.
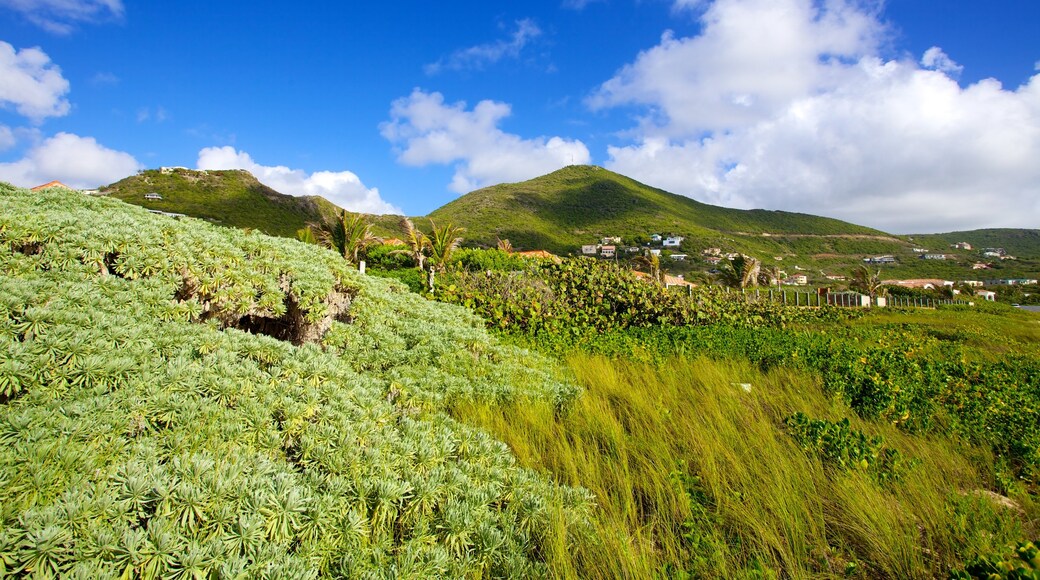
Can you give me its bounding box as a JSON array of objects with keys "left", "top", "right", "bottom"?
[{"left": 580, "top": 235, "right": 688, "bottom": 261}]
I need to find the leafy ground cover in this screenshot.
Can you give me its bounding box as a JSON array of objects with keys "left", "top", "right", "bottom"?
[{"left": 0, "top": 184, "right": 591, "bottom": 577}]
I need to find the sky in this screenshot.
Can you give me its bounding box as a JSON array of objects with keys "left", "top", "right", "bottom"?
[{"left": 0, "top": 0, "right": 1038, "bottom": 234}]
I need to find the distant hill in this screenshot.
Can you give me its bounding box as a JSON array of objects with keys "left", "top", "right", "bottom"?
[
  {"left": 100, "top": 168, "right": 403, "bottom": 238},
  {"left": 92, "top": 165, "right": 1038, "bottom": 280},
  {"left": 910, "top": 229, "right": 1040, "bottom": 260},
  {"left": 428, "top": 165, "right": 898, "bottom": 253}
]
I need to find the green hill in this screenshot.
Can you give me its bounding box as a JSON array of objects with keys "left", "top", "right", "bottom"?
[
  {"left": 427, "top": 165, "right": 899, "bottom": 254},
  {"left": 100, "top": 168, "right": 404, "bottom": 239}
]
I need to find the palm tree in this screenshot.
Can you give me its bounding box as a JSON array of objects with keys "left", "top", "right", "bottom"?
[
  {"left": 759, "top": 265, "right": 783, "bottom": 288},
  {"left": 426, "top": 220, "right": 465, "bottom": 292},
  {"left": 633, "top": 250, "right": 664, "bottom": 285},
  {"left": 312, "top": 210, "right": 378, "bottom": 265},
  {"left": 850, "top": 265, "right": 885, "bottom": 300},
  {"left": 295, "top": 227, "right": 317, "bottom": 244},
  {"left": 392, "top": 217, "right": 430, "bottom": 271},
  {"left": 496, "top": 238, "right": 514, "bottom": 254},
  {"left": 718, "top": 254, "right": 760, "bottom": 290}
]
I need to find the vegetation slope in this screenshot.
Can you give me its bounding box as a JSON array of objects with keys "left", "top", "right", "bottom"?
[
  {"left": 428, "top": 165, "right": 901, "bottom": 252},
  {"left": 0, "top": 183, "right": 590, "bottom": 577},
  {"left": 100, "top": 169, "right": 403, "bottom": 239}
]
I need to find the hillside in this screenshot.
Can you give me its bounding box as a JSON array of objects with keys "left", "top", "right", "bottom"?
[
  {"left": 0, "top": 183, "right": 588, "bottom": 576},
  {"left": 100, "top": 168, "right": 404, "bottom": 239},
  {"left": 427, "top": 165, "right": 900, "bottom": 254}
]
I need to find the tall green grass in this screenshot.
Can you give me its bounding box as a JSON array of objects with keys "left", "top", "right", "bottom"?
[{"left": 453, "top": 354, "right": 1035, "bottom": 578}]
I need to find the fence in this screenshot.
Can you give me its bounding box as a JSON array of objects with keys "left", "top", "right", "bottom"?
[{"left": 712, "top": 287, "right": 969, "bottom": 309}]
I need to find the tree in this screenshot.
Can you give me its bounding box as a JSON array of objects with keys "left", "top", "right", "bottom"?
[
  {"left": 850, "top": 265, "right": 885, "bottom": 300},
  {"left": 392, "top": 217, "right": 430, "bottom": 271},
  {"left": 426, "top": 220, "right": 465, "bottom": 292},
  {"left": 312, "top": 210, "right": 378, "bottom": 265},
  {"left": 496, "top": 238, "right": 514, "bottom": 254},
  {"left": 759, "top": 265, "right": 783, "bottom": 287},
  {"left": 295, "top": 227, "right": 317, "bottom": 245},
  {"left": 718, "top": 254, "right": 760, "bottom": 290},
  {"left": 633, "top": 250, "right": 664, "bottom": 285}
]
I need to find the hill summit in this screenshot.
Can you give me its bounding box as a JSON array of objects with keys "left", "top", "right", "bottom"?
[
  {"left": 100, "top": 167, "right": 344, "bottom": 238},
  {"left": 427, "top": 165, "right": 888, "bottom": 254}
]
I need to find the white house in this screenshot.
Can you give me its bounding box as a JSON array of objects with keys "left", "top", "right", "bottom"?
[
  {"left": 783, "top": 274, "right": 808, "bottom": 285},
  {"left": 976, "top": 290, "right": 997, "bottom": 301},
  {"left": 600, "top": 245, "right": 616, "bottom": 258},
  {"left": 669, "top": 254, "right": 688, "bottom": 261},
  {"left": 581, "top": 244, "right": 598, "bottom": 255},
  {"left": 601, "top": 236, "right": 622, "bottom": 245},
  {"left": 663, "top": 236, "right": 684, "bottom": 247},
  {"left": 921, "top": 254, "right": 947, "bottom": 260},
  {"left": 144, "top": 192, "right": 162, "bottom": 200},
  {"left": 650, "top": 234, "right": 662, "bottom": 243}
]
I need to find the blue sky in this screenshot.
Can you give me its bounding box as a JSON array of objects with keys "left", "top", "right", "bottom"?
[{"left": 0, "top": 0, "right": 1038, "bottom": 233}]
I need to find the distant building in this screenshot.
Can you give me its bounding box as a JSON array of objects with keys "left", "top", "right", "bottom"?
[
  {"left": 864, "top": 255, "right": 897, "bottom": 264},
  {"left": 952, "top": 242, "right": 973, "bottom": 250},
  {"left": 650, "top": 234, "right": 662, "bottom": 243},
  {"left": 920, "top": 253, "right": 947, "bottom": 260},
  {"left": 984, "top": 278, "right": 1038, "bottom": 286},
  {"left": 783, "top": 274, "right": 808, "bottom": 286},
  {"left": 972, "top": 262, "right": 992, "bottom": 270},
  {"left": 702, "top": 247, "right": 721, "bottom": 256},
  {"left": 669, "top": 253, "right": 688, "bottom": 261},
  {"left": 144, "top": 192, "right": 163, "bottom": 200},
  {"left": 581, "top": 244, "right": 598, "bottom": 255},
  {"left": 600, "top": 245, "right": 616, "bottom": 258},
  {"left": 882, "top": 279, "right": 953, "bottom": 290},
  {"left": 825, "top": 274, "right": 847, "bottom": 281},
  {"left": 624, "top": 246, "right": 641, "bottom": 253},
  {"left": 976, "top": 290, "right": 997, "bottom": 301},
  {"left": 663, "top": 236, "right": 684, "bottom": 247},
  {"left": 601, "top": 236, "right": 622, "bottom": 245}
]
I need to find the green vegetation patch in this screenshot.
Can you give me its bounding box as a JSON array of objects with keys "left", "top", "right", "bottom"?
[{"left": 0, "top": 184, "right": 591, "bottom": 577}]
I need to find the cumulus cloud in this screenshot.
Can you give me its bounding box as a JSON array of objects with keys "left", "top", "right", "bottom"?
[
  {"left": 1, "top": 0, "right": 124, "bottom": 34},
  {"left": 381, "top": 89, "right": 591, "bottom": 193},
  {"left": 594, "top": 0, "right": 1040, "bottom": 233},
  {"left": 195, "top": 146, "right": 402, "bottom": 215},
  {"left": 0, "top": 132, "right": 141, "bottom": 188},
  {"left": 425, "top": 19, "right": 543, "bottom": 75},
  {"left": 0, "top": 41, "right": 71, "bottom": 122},
  {"left": 920, "top": 46, "right": 963, "bottom": 76}
]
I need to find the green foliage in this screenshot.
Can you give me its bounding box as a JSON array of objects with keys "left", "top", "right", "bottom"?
[
  {"left": 952, "top": 541, "right": 1040, "bottom": 579},
  {"left": 437, "top": 256, "right": 857, "bottom": 333},
  {"left": 448, "top": 247, "right": 528, "bottom": 272},
  {"left": 0, "top": 183, "right": 592, "bottom": 576},
  {"left": 784, "top": 413, "right": 918, "bottom": 485}
]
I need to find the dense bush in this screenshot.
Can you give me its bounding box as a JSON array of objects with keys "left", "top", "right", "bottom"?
[
  {"left": 0, "top": 184, "right": 591, "bottom": 577},
  {"left": 436, "top": 257, "right": 857, "bottom": 334}
]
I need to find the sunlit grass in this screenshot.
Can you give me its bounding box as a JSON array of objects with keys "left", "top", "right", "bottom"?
[{"left": 453, "top": 353, "right": 1037, "bottom": 578}]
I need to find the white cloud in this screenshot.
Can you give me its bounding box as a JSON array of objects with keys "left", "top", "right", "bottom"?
[
  {"left": 590, "top": 0, "right": 884, "bottom": 136},
  {"left": 920, "top": 46, "right": 962, "bottom": 76},
  {"left": 0, "top": 132, "right": 141, "bottom": 188},
  {"left": 1, "top": 0, "right": 124, "bottom": 34},
  {"left": 425, "top": 19, "right": 543, "bottom": 75},
  {"left": 381, "top": 89, "right": 591, "bottom": 193},
  {"left": 195, "top": 146, "right": 402, "bottom": 215},
  {"left": 594, "top": 0, "right": 1040, "bottom": 233},
  {"left": 0, "top": 41, "right": 71, "bottom": 122}
]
